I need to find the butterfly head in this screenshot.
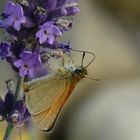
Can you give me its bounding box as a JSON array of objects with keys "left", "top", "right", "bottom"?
[
  {"left": 73, "top": 66, "right": 87, "bottom": 80},
  {"left": 64, "top": 63, "right": 87, "bottom": 80}
]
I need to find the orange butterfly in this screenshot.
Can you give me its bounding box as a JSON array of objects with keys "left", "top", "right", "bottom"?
[{"left": 23, "top": 50, "right": 98, "bottom": 132}]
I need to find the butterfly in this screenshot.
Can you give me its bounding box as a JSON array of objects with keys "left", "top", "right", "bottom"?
[{"left": 23, "top": 50, "right": 98, "bottom": 132}]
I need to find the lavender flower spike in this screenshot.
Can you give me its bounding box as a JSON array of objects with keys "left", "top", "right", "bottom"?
[
  {"left": 36, "top": 21, "right": 62, "bottom": 45},
  {"left": 0, "top": 90, "right": 30, "bottom": 127},
  {"left": 14, "top": 51, "right": 42, "bottom": 77},
  {"left": 4, "top": 1, "right": 26, "bottom": 31}
]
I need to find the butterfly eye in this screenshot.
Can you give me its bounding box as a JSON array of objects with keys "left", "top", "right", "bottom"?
[{"left": 75, "top": 69, "right": 82, "bottom": 74}]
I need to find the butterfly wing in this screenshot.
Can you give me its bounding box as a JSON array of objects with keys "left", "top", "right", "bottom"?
[
  {"left": 32, "top": 78, "right": 76, "bottom": 131},
  {"left": 23, "top": 73, "right": 67, "bottom": 115}
]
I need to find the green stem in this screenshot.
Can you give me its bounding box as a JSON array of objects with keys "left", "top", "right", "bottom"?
[
  {"left": 3, "top": 76, "right": 24, "bottom": 140},
  {"left": 3, "top": 123, "right": 13, "bottom": 140},
  {"left": 15, "top": 77, "right": 24, "bottom": 101}
]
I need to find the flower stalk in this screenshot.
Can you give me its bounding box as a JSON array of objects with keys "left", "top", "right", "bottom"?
[{"left": 3, "top": 76, "right": 24, "bottom": 140}]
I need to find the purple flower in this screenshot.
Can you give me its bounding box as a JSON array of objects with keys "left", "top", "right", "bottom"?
[
  {"left": 5, "top": 41, "right": 25, "bottom": 71},
  {"left": 33, "top": 0, "right": 79, "bottom": 23},
  {"left": 22, "top": 0, "right": 39, "bottom": 17},
  {"left": 0, "top": 92, "right": 30, "bottom": 126},
  {"left": 42, "top": 0, "right": 80, "bottom": 18},
  {"left": 14, "top": 51, "right": 42, "bottom": 77},
  {"left": 36, "top": 21, "right": 62, "bottom": 45},
  {"left": 58, "top": 42, "right": 71, "bottom": 52},
  {"left": 4, "top": 1, "right": 26, "bottom": 31},
  {"left": 0, "top": 80, "right": 30, "bottom": 126},
  {"left": 65, "top": 3, "right": 80, "bottom": 16},
  {"left": 9, "top": 100, "right": 30, "bottom": 127},
  {"left": 0, "top": 42, "right": 11, "bottom": 59},
  {"left": 56, "top": 18, "right": 73, "bottom": 32}
]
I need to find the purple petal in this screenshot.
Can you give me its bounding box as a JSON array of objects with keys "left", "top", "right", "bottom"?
[
  {"left": 27, "top": 54, "right": 41, "bottom": 68},
  {"left": 39, "top": 34, "right": 47, "bottom": 44},
  {"left": 19, "top": 51, "right": 32, "bottom": 60},
  {"left": 4, "top": 1, "right": 14, "bottom": 15},
  {"left": 35, "top": 66, "right": 48, "bottom": 77},
  {"left": 14, "top": 51, "right": 43, "bottom": 77},
  {"left": 14, "top": 60, "right": 24, "bottom": 68},
  {"left": 67, "top": 0, "right": 79, "bottom": 3},
  {"left": 49, "top": 7, "right": 67, "bottom": 18},
  {"left": 43, "top": 0, "right": 57, "bottom": 10},
  {"left": 40, "top": 21, "right": 54, "bottom": 28},
  {"left": 66, "top": 6, "right": 80, "bottom": 16},
  {"left": 40, "top": 22, "right": 62, "bottom": 35},
  {"left": 36, "top": 30, "right": 42, "bottom": 38},
  {"left": 5, "top": 16, "right": 14, "bottom": 26},
  {"left": 14, "top": 20, "right": 22, "bottom": 31},
  {"left": 56, "top": 0, "right": 67, "bottom": 7},
  {"left": 52, "top": 26, "right": 62, "bottom": 36},
  {"left": 47, "top": 34, "right": 55, "bottom": 45},
  {"left": 37, "top": 21, "right": 62, "bottom": 44},
  {"left": 4, "top": 1, "right": 25, "bottom": 31},
  {"left": 19, "top": 67, "right": 28, "bottom": 77},
  {"left": 24, "top": 109, "right": 30, "bottom": 120},
  {"left": 46, "top": 25, "right": 54, "bottom": 34},
  {"left": 29, "top": 66, "right": 48, "bottom": 78},
  {"left": 28, "top": 68, "right": 36, "bottom": 78},
  {"left": 15, "top": 100, "right": 26, "bottom": 116},
  {"left": 16, "top": 4, "right": 24, "bottom": 18}
]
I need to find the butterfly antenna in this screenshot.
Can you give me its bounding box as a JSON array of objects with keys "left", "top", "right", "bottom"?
[
  {"left": 81, "top": 52, "right": 85, "bottom": 66},
  {"left": 85, "top": 52, "right": 95, "bottom": 68},
  {"left": 71, "top": 49, "right": 96, "bottom": 68}
]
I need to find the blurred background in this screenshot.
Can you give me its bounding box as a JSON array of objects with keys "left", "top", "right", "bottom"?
[{"left": 0, "top": 0, "right": 140, "bottom": 140}]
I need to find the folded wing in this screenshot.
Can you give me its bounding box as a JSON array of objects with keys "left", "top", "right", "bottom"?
[{"left": 32, "top": 78, "right": 76, "bottom": 131}]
